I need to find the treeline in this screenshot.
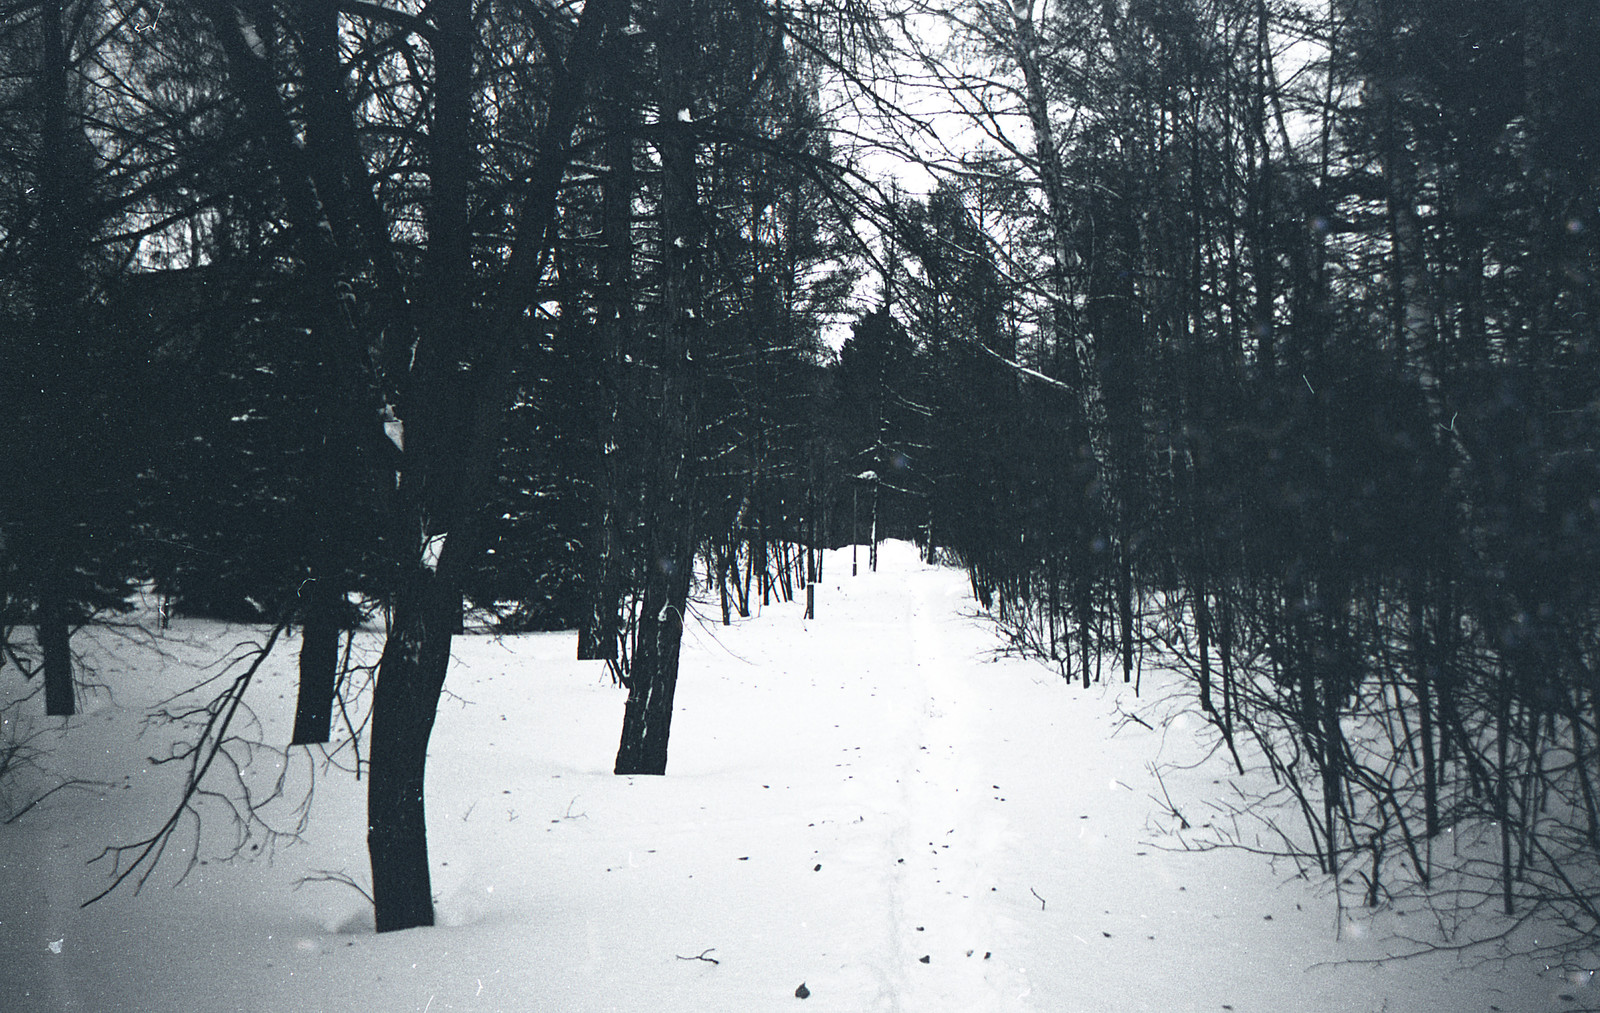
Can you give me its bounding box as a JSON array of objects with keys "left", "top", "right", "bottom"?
[{"left": 855, "top": 0, "right": 1600, "bottom": 951}]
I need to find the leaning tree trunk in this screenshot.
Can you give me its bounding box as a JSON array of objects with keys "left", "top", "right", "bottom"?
[
  {"left": 612, "top": 328, "right": 699, "bottom": 773},
  {"left": 367, "top": 567, "right": 459, "bottom": 931},
  {"left": 614, "top": 541, "right": 694, "bottom": 775},
  {"left": 362, "top": 0, "right": 478, "bottom": 933}
]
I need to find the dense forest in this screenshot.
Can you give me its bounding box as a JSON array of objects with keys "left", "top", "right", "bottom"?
[{"left": 1, "top": 0, "right": 1597, "bottom": 957}]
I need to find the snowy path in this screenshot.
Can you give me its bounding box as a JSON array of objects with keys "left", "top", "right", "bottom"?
[
  {"left": 874, "top": 565, "right": 1032, "bottom": 1010},
  {"left": 0, "top": 542, "right": 1575, "bottom": 1012}
]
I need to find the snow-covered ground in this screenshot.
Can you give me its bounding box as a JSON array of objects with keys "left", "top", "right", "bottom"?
[{"left": 0, "top": 542, "right": 1585, "bottom": 1011}]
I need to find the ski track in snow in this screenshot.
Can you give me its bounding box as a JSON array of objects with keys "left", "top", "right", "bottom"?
[{"left": 866, "top": 567, "right": 1030, "bottom": 1012}]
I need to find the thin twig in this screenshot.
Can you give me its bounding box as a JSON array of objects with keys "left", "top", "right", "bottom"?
[
  {"left": 676, "top": 948, "right": 720, "bottom": 965},
  {"left": 5, "top": 779, "right": 114, "bottom": 825},
  {"left": 294, "top": 868, "right": 375, "bottom": 907}
]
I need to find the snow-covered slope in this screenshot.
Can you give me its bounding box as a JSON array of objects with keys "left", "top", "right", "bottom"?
[{"left": 0, "top": 543, "right": 1580, "bottom": 1011}]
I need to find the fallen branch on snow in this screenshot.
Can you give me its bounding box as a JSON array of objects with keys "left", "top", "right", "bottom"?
[{"left": 676, "top": 948, "right": 720, "bottom": 965}]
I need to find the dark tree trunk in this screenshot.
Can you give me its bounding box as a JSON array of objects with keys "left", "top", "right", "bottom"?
[
  {"left": 364, "top": 0, "right": 473, "bottom": 929},
  {"left": 368, "top": 571, "right": 457, "bottom": 932},
  {"left": 733, "top": 543, "right": 751, "bottom": 617},
  {"left": 777, "top": 541, "right": 793, "bottom": 602},
  {"left": 364, "top": 0, "right": 476, "bottom": 934},
  {"left": 1577, "top": 682, "right": 1600, "bottom": 850},
  {"left": 851, "top": 486, "right": 859, "bottom": 577},
  {"left": 578, "top": 87, "right": 635, "bottom": 663},
  {"left": 1078, "top": 593, "right": 1092, "bottom": 690},
  {"left": 1195, "top": 574, "right": 1214, "bottom": 714},
  {"left": 40, "top": 587, "right": 74, "bottom": 717},
  {"left": 869, "top": 480, "right": 879, "bottom": 572},
  {"left": 201, "top": 0, "right": 366, "bottom": 759},
  {"left": 718, "top": 543, "right": 732, "bottom": 625},
  {"left": 1411, "top": 587, "right": 1439, "bottom": 840},
  {"left": 1247, "top": 0, "right": 1276, "bottom": 374},
  {"left": 743, "top": 541, "right": 758, "bottom": 609},
  {"left": 755, "top": 476, "right": 770, "bottom": 605},
  {"left": 291, "top": 585, "right": 342, "bottom": 745},
  {"left": 576, "top": 487, "right": 623, "bottom": 661},
  {"left": 614, "top": 0, "right": 701, "bottom": 776},
  {"left": 34, "top": 2, "right": 82, "bottom": 722},
  {"left": 1219, "top": 590, "right": 1234, "bottom": 736},
  {"left": 1118, "top": 549, "right": 1135, "bottom": 683},
  {"left": 1496, "top": 659, "right": 1514, "bottom": 915},
  {"left": 614, "top": 557, "right": 692, "bottom": 775}
]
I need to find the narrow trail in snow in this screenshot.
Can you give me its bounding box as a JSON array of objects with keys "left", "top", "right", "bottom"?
[
  {"left": 848, "top": 556, "right": 1036, "bottom": 1012},
  {"left": 802, "top": 549, "right": 1563, "bottom": 1013}
]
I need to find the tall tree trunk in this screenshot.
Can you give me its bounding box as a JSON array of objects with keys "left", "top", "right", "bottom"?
[
  {"left": 869, "top": 479, "right": 879, "bottom": 572},
  {"left": 1219, "top": 589, "right": 1234, "bottom": 730},
  {"left": 614, "top": 0, "right": 701, "bottom": 776},
  {"left": 579, "top": 82, "right": 636, "bottom": 663},
  {"left": 718, "top": 541, "right": 732, "bottom": 625},
  {"left": 1078, "top": 589, "right": 1092, "bottom": 690},
  {"left": 1247, "top": 0, "right": 1276, "bottom": 373},
  {"left": 205, "top": 0, "right": 387, "bottom": 747},
  {"left": 738, "top": 539, "right": 753, "bottom": 617},
  {"left": 756, "top": 469, "right": 770, "bottom": 605},
  {"left": 1577, "top": 681, "right": 1600, "bottom": 850},
  {"left": 33, "top": 2, "right": 85, "bottom": 720},
  {"left": 32, "top": 101, "right": 77, "bottom": 713},
  {"left": 365, "top": 0, "right": 476, "bottom": 931}
]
